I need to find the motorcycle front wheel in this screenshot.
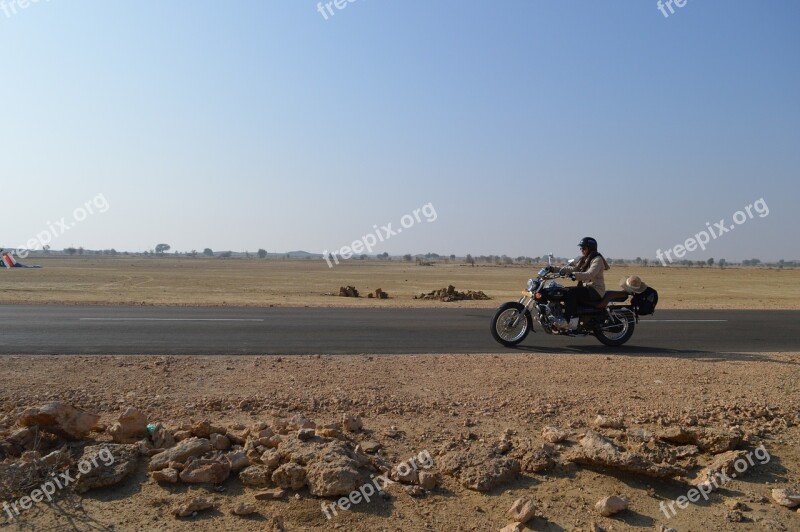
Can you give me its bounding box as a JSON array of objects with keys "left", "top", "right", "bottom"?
[
  {"left": 490, "top": 302, "right": 533, "bottom": 347},
  {"left": 595, "top": 308, "right": 635, "bottom": 347}
]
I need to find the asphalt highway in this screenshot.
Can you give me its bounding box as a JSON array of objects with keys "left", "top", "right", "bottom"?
[{"left": 0, "top": 306, "right": 796, "bottom": 355}]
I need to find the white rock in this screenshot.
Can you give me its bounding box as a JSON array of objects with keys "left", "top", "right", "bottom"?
[
  {"left": 595, "top": 495, "right": 628, "bottom": 517},
  {"left": 342, "top": 414, "right": 363, "bottom": 432},
  {"left": 506, "top": 497, "right": 536, "bottom": 523},
  {"left": 174, "top": 496, "right": 214, "bottom": 517},
  {"left": 541, "top": 426, "right": 568, "bottom": 443},
  {"left": 593, "top": 415, "right": 624, "bottom": 429},
  {"left": 772, "top": 487, "right": 800, "bottom": 508}
]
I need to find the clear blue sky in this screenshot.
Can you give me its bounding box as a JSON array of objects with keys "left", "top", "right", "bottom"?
[{"left": 2, "top": 0, "right": 798, "bottom": 262}]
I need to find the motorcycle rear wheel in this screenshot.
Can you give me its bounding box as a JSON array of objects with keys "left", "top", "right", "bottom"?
[
  {"left": 595, "top": 308, "right": 635, "bottom": 346},
  {"left": 491, "top": 302, "right": 533, "bottom": 347}
]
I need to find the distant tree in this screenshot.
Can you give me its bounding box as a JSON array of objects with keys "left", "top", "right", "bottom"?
[
  {"left": 78, "top": 247, "right": 84, "bottom": 255},
  {"left": 450, "top": 254, "right": 456, "bottom": 262},
  {"left": 43, "top": 245, "right": 51, "bottom": 254},
  {"left": 203, "top": 248, "right": 214, "bottom": 257},
  {"left": 707, "top": 258, "right": 714, "bottom": 267},
  {"left": 360, "top": 254, "right": 367, "bottom": 260},
  {"left": 465, "top": 254, "right": 474, "bottom": 266},
  {"left": 190, "top": 250, "right": 198, "bottom": 258},
  {"left": 155, "top": 243, "right": 171, "bottom": 255},
  {"left": 778, "top": 259, "right": 785, "bottom": 269},
  {"left": 257, "top": 249, "right": 267, "bottom": 259},
  {"left": 403, "top": 254, "right": 413, "bottom": 262},
  {"left": 65, "top": 247, "right": 77, "bottom": 256},
  {"left": 635, "top": 257, "right": 643, "bottom": 264},
  {"left": 378, "top": 252, "right": 389, "bottom": 260},
  {"left": 718, "top": 258, "right": 726, "bottom": 269},
  {"left": 220, "top": 251, "right": 232, "bottom": 258}
]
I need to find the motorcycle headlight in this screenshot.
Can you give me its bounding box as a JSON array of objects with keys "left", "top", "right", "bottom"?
[{"left": 527, "top": 279, "right": 535, "bottom": 292}]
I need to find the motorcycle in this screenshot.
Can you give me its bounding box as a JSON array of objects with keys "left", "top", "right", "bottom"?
[{"left": 490, "top": 254, "right": 641, "bottom": 347}]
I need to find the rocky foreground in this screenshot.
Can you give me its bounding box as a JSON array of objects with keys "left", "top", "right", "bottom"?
[{"left": 0, "top": 353, "right": 799, "bottom": 531}]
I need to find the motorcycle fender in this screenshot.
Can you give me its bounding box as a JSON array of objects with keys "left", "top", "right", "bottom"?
[{"left": 607, "top": 306, "right": 637, "bottom": 324}]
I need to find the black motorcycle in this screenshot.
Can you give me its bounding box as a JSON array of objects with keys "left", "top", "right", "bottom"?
[{"left": 490, "top": 255, "right": 656, "bottom": 347}]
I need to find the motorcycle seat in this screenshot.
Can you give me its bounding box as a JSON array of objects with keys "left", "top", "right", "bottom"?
[{"left": 590, "top": 290, "right": 629, "bottom": 309}]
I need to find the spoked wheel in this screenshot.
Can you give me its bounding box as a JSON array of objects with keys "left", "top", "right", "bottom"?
[
  {"left": 491, "top": 302, "right": 533, "bottom": 347},
  {"left": 595, "top": 307, "right": 635, "bottom": 346}
]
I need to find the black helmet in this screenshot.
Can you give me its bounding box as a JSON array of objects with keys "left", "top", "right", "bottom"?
[{"left": 578, "top": 237, "right": 598, "bottom": 250}]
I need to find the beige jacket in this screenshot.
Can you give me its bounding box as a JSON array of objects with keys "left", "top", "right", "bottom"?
[{"left": 564, "top": 255, "right": 611, "bottom": 297}]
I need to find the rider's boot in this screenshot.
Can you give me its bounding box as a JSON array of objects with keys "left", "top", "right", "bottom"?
[{"left": 568, "top": 317, "right": 580, "bottom": 330}]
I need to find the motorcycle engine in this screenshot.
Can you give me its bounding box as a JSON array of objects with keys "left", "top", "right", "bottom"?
[{"left": 545, "top": 303, "right": 564, "bottom": 322}]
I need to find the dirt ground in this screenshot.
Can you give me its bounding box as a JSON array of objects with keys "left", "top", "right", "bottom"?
[
  {"left": 1, "top": 257, "right": 799, "bottom": 309},
  {"left": 1, "top": 353, "right": 799, "bottom": 531},
  {"left": 1, "top": 258, "right": 799, "bottom": 531}
]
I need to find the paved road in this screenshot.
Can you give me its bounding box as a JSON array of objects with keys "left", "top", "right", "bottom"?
[{"left": 0, "top": 305, "right": 796, "bottom": 355}]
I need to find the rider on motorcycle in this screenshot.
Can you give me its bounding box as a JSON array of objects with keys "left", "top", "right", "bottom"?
[{"left": 552, "top": 237, "right": 611, "bottom": 330}]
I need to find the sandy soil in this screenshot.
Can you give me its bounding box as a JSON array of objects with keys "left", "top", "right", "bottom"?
[
  {"left": 1, "top": 257, "right": 799, "bottom": 310},
  {"left": 1, "top": 353, "right": 799, "bottom": 531},
  {"left": 2, "top": 258, "right": 799, "bottom": 531}
]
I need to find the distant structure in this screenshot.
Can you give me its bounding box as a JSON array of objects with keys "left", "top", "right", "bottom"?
[{"left": 0, "top": 250, "right": 42, "bottom": 269}]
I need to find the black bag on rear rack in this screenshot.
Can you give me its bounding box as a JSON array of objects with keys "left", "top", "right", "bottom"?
[{"left": 632, "top": 287, "right": 658, "bottom": 316}]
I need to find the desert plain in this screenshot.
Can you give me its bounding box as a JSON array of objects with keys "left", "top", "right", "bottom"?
[{"left": 1, "top": 257, "right": 799, "bottom": 531}]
